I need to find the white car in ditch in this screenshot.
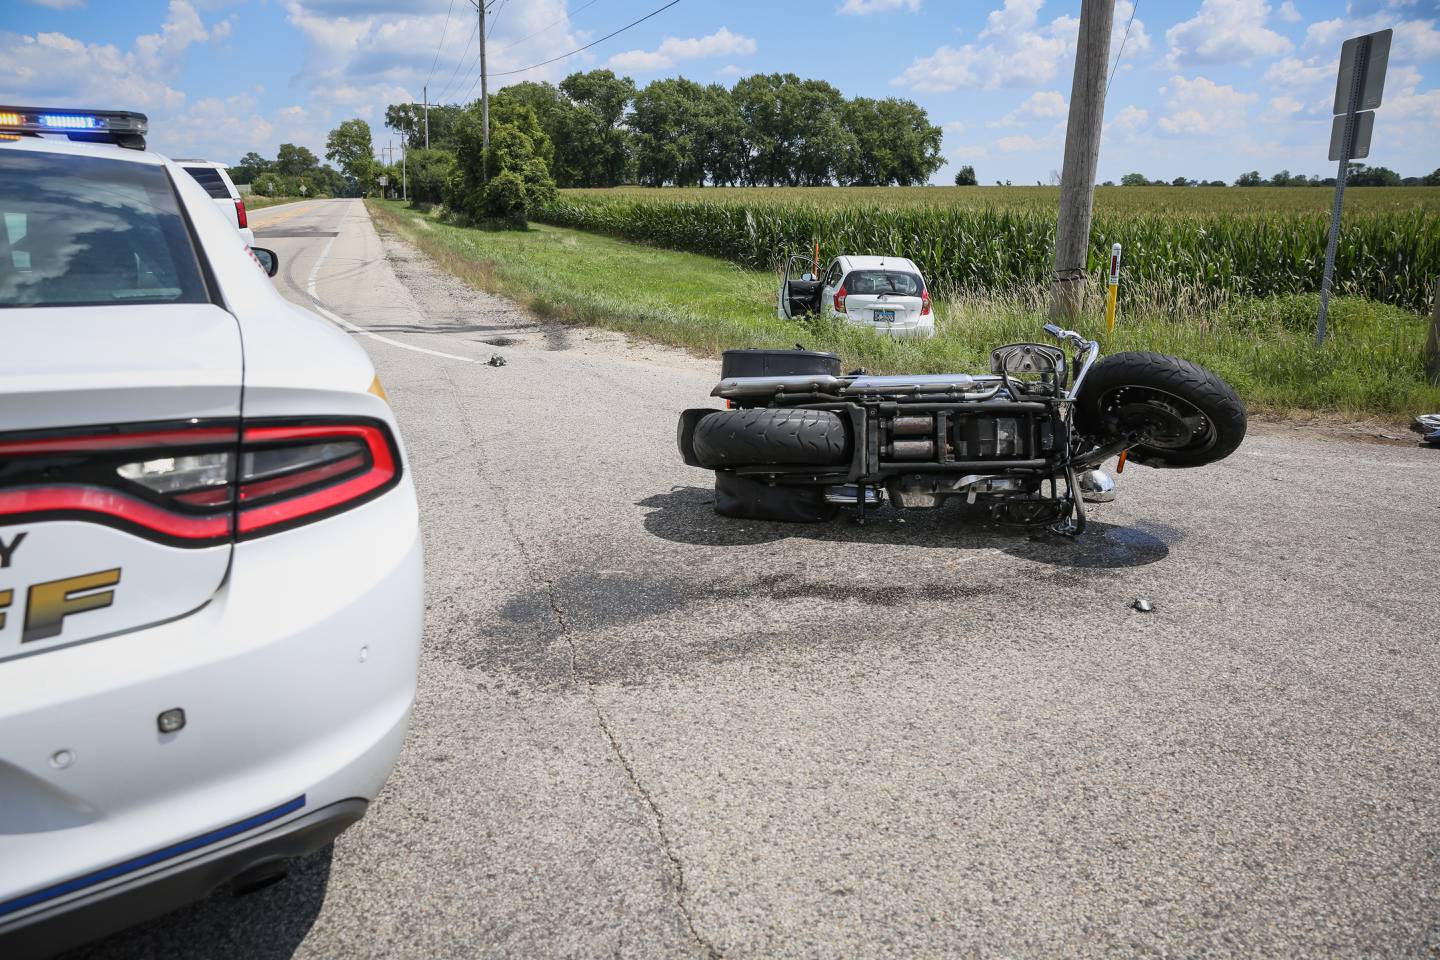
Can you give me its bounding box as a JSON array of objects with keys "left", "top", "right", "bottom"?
[
  {"left": 0, "top": 107, "right": 422, "bottom": 957},
  {"left": 778, "top": 253, "right": 935, "bottom": 338}
]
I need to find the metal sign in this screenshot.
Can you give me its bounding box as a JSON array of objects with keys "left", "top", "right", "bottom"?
[
  {"left": 377, "top": 175, "right": 389, "bottom": 186},
  {"left": 1333, "top": 30, "right": 1391, "bottom": 115},
  {"left": 1328, "top": 110, "right": 1375, "bottom": 160},
  {"left": 1315, "top": 28, "right": 1392, "bottom": 347}
]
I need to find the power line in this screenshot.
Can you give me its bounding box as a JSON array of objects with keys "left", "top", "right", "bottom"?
[
  {"left": 491, "top": 0, "right": 603, "bottom": 56},
  {"left": 488, "top": 0, "right": 685, "bottom": 80},
  {"left": 434, "top": 21, "right": 479, "bottom": 102},
  {"left": 1105, "top": 0, "right": 1139, "bottom": 99},
  {"left": 425, "top": 0, "right": 458, "bottom": 88}
]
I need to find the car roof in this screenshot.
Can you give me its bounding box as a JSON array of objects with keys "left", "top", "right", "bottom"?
[
  {"left": 175, "top": 159, "right": 229, "bottom": 168},
  {"left": 840, "top": 255, "right": 920, "bottom": 273},
  {"left": 0, "top": 134, "right": 168, "bottom": 166}
]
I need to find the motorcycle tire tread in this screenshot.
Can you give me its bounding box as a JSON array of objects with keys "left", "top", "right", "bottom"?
[
  {"left": 692, "top": 408, "right": 850, "bottom": 468},
  {"left": 1076, "top": 351, "right": 1247, "bottom": 468}
]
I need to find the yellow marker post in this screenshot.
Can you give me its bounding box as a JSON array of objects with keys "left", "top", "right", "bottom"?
[{"left": 1104, "top": 242, "right": 1122, "bottom": 332}]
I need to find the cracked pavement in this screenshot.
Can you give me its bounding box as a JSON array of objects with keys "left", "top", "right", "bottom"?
[{"left": 69, "top": 200, "right": 1440, "bottom": 960}]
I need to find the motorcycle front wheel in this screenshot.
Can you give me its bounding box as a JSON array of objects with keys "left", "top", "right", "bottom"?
[{"left": 1074, "top": 351, "right": 1247, "bottom": 468}]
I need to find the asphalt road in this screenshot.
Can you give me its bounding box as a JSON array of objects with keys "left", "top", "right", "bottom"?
[{"left": 71, "top": 199, "right": 1440, "bottom": 959}]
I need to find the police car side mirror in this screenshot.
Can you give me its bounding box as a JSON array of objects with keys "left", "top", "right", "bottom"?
[{"left": 251, "top": 247, "right": 279, "bottom": 278}]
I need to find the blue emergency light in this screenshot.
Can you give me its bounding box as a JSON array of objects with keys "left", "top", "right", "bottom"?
[{"left": 0, "top": 106, "right": 148, "bottom": 148}]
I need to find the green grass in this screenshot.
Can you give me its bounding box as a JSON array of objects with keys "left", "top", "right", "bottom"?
[
  {"left": 243, "top": 195, "right": 308, "bottom": 210},
  {"left": 369, "top": 200, "right": 1440, "bottom": 420}
]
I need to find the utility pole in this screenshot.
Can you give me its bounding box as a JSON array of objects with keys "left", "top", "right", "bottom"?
[
  {"left": 1049, "top": 0, "right": 1115, "bottom": 322},
  {"left": 423, "top": 84, "right": 429, "bottom": 150},
  {"left": 401, "top": 138, "right": 408, "bottom": 201},
  {"left": 478, "top": 0, "right": 490, "bottom": 182}
]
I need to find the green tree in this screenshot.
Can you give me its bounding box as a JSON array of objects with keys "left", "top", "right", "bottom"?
[
  {"left": 326, "top": 119, "right": 379, "bottom": 194},
  {"left": 407, "top": 148, "right": 456, "bottom": 204},
  {"left": 447, "top": 98, "right": 556, "bottom": 226},
  {"left": 274, "top": 143, "right": 318, "bottom": 177},
  {"left": 1234, "top": 170, "right": 1263, "bottom": 186},
  {"left": 953, "top": 164, "right": 978, "bottom": 186},
  {"left": 1346, "top": 163, "right": 1401, "bottom": 186},
  {"left": 558, "top": 70, "right": 635, "bottom": 186},
  {"left": 630, "top": 77, "right": 708, "bottom": 186},
  {"left": 229, "top": 151, "right": 270, "bottom": 184},
  {"left": 1424, "top": 168, "right": 1440, "bottom": 186},
  {"left": 1120, "top": 172, "right": 1150, "bottom": 186}
]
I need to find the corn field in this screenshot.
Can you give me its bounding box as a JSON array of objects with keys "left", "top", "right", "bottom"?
[{"left": 535, "top": 188, "right": 1440, "bottom": 313}]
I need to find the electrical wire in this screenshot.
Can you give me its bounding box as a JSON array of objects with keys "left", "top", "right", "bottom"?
[
  {"left": 1105, "top": 0, "right": 1140, "bottom": 99},
  {"left": 425, "top": 0, "right": 458, "bottom": 88},
  {"left": 434, "top": 21, "right": 479, "bottom": 103},
  {"left": 491, "top": 0, "right": 603, "bottom": 55},
  {"left": 487, "top": 0, "right": 685, "bottom": 79}
]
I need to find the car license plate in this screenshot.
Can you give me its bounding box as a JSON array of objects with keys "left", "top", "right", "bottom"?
[{"left": 873, "top": 309, "right": 895, "bottom": 322}]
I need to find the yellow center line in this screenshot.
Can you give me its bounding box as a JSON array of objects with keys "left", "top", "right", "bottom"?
[{"left": 249, "top": 201, "right": 318, "bottom": 229}]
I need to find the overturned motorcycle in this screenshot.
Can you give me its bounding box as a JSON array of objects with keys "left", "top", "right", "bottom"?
[{"left": 677, "top": 324, "right": 1247, "bottom": 536}]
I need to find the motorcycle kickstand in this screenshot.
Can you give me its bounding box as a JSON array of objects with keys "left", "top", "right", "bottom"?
[{"left": 854, "top": 483, "right": 868, "bottom": 526}]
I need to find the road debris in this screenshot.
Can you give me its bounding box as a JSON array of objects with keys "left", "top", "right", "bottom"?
[
  {"left": 1411, "top": 413, "right": 1440, "bottom": 446},
  {"left": 1133, "top": 597, "right": 1154, "bottom": 613},
  {"left": 487, "top": 354, "right": 506, "bottom": 367}
]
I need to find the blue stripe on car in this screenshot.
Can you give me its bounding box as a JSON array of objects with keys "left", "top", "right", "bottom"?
[{"left": 0, "top": 795, "right": 305, "bottom": 918}]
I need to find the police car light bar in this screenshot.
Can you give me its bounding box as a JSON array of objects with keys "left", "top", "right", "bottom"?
[{"left": 0, "top": 106, "right": 148, "bottom": 149}]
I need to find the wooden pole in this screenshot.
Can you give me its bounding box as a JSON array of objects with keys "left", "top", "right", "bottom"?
[
  {"left": 1050, "top": 0, "right": 1115, "bottom": 322},
  {"left": 1426, "top": 278, "right": 1440, "bottom": 387},
  {"left": 479, "top": 0, "right": 489, "bottom": 183}
]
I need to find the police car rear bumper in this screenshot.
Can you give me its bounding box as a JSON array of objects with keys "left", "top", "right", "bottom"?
[{"left": 0, "top": 797, "right": 365, "bottom": 959}]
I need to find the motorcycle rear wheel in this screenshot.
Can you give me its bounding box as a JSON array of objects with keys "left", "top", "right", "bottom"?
[{"left": 1075, "top": 352, "right": 1246, "bottom": 468}]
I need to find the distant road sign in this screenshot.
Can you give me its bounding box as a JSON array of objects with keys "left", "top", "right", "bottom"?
[
  {"left": 1328, "top": 110, "right": 1375, "bottom": 160},
  {"left": 1333, "top": 29, "right": 1391, "bottom": 114}
]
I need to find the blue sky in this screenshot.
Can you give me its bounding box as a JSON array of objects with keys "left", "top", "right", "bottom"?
[{"left": 3, "top": 0, "right": 1437, "bottom": 183}]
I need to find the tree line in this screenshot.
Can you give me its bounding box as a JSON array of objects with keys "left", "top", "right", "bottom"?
[
  {"left": 384, "top": 69, "right": 945, "bottom": 190},
  {"left": 1110, "top": 165, "right": 1440, "bottom": 188}
]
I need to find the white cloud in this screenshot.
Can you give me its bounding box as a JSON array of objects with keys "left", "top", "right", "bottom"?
[
  {"left": 895, "top": 0, "right": 1149, "bottom": 93},
  {"left": 716, "top": 64, "right": 745, "bottom": 77},
  {"left": 989, "top": 89, "right": 1067, "bottom": 126},
  {"left": 837, "top": 0, "right": 921, "bottom": 13},
  {"left": 23, "top": 0, "right": 86, "bottom": 8},
  {"left": 942, "top": 119, "right": 967, "bottom": 134},
  {"left": 1113, "top": 104, "right": 1149, "bottom": 132},
  {"left": 1267, "top": 94, "right": 1304, "bottom": 116},
  {"left": 1306, "top": 11, "right": 1440, "bottom": 62},
  {"left": 1157, "top": 74, "right": 1257, "bottom": 134},
  {"left": 993, "top": 128, "right": 1062, "bottom": 153},
  {"left": 606, "top": 27, "right": 756, "bottom": 72},
  {"left": 1164, "top": 0, "right": 1293, "bottom": 67},
  {"left": 1277, "top": 1, "right": 1301, "bottom": 23}
]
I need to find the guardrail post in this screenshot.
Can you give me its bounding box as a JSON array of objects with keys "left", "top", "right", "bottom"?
[{"left": 1427, "top": 278, "right": 1440, "bottom": 387}]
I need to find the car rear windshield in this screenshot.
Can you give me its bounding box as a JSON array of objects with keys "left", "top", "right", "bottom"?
[
  {"left": 183, "top": 166, "right": 232, "bottom": 199},
  {"left": 0, "top": 151, "right": 208, "bottom": 308},
  {"left": 845, "top": 271, "right": 923, "bottom": 296}
]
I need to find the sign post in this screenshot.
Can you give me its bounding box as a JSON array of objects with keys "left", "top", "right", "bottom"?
[
  {"left": 1316, "top": 28, "right": 1391, "bottom": 346},
  {"left": 1105, "top": 243, "right": 1122, "bottom": 332}
]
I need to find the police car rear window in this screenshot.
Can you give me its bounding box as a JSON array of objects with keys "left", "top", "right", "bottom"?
[
  {"left": 183, "top": 166, "right": 232, "bottom": 199},
  {"left": 0, "top": 152, "right": 208, "bottom": 308}
]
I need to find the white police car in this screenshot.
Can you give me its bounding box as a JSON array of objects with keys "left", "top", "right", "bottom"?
[{"left": 0, "top": 108, "right": 422, "bottom": 956}]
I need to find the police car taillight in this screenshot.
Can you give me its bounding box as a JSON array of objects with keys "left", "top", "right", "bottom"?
[
  {"left": 0, "top": 418, "right": 400, "bottom": 545},
  {"left": 0, "top": 106, "right": 148, "bottom": 149}
]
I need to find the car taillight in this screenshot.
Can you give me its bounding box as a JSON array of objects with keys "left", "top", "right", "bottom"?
[
  {"left": 0, "top": 418, "right": 400, "bottom": 546},
  {"left": 234, "top": 197, "right": 248, "bottom": 229},
  {"left": 834, "top": 284, "right": 847, "bottom": 313},
  {"left": 920, "top": 286, "right": 931, "bottom": 316}
]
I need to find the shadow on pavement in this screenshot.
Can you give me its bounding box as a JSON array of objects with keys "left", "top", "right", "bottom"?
[
  {"left": 637, "top": 486, "right": 1175, "bottom": 570},
  {"left": 57, "top": 844, "right": 334, "bottom": 960}
]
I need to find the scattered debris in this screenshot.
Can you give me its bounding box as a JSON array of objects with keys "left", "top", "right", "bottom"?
[
  {"left": 482, "top": 336, "right": 518, "bottom": 346},
  {"left": 487, "top": 354, "right": 506, "bottom": 367},
  {"left": 1411, "top": 413, "right": 1440, "bottom": 446},
  {"left": 1133, "top": 597, "right": 1154, "bottom": 613}
]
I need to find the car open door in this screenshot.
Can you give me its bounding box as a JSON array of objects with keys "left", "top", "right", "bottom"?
[{"left": 777, "top": 254, "right": 818, "bottom": 320}]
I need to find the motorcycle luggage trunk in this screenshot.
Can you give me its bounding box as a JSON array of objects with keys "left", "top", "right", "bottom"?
[{"left": 721, "top": 348, "right": 842, "bottom": 379}]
